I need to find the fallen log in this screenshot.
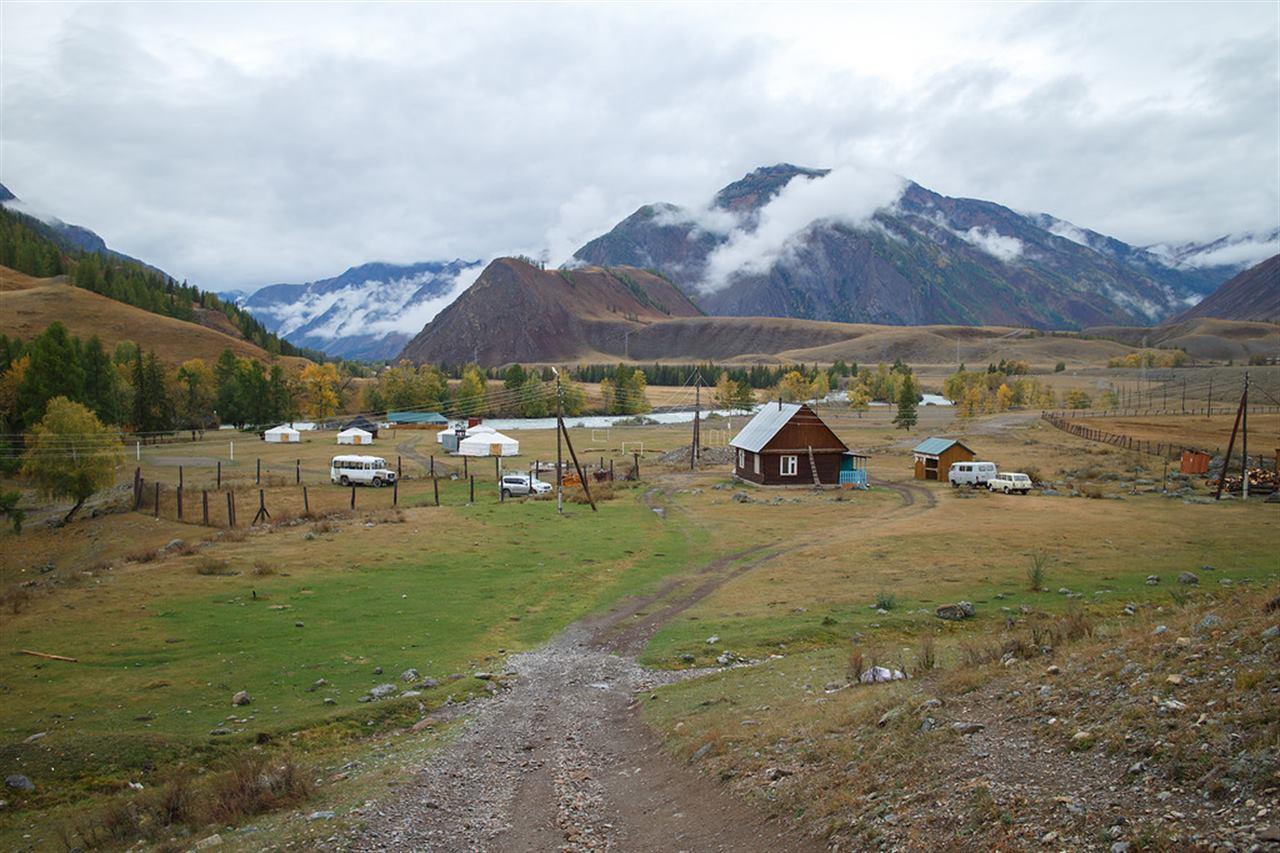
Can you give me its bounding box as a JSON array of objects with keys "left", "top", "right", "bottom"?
[{"left": 19, "top": 649, "right": 79, "bottom": 663}]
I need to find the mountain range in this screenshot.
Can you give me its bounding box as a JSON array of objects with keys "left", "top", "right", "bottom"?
[
  {"left": 240, "top": 260, "right": 482, "bottom": 361},
  {"left": 573, "top": 164, "right": 1253, "bottom": 330},
  {"left": 1173, "top": 253, "right": 1280, "bottom": 324}
]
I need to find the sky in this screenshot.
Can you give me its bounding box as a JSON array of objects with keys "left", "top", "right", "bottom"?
[{"left": 2, "top": 1, "right": 1278, "bottom": 293}]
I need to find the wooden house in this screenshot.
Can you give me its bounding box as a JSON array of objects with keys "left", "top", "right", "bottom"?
[
  {"left": 912, "top": 437, "right": 974, "bottom": 481},
  {"left": 730, "top": 402, "right": 857, "bottom": 487},
  {"left": 343, "top": 415, "right": 379, "bottom": 439}
]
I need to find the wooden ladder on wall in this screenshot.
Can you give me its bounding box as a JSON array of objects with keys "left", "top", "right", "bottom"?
[{"left": 807, "top": 445, "right": 822, "bottom": 487}]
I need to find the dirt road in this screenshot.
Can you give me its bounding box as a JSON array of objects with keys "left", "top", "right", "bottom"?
[{"left": 350, "top": 546, "right": 823, "bottom": 852}]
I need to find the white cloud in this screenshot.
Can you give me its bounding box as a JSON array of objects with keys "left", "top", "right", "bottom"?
[
  {"left": 1177, "top": 237, "right": 1280, "bottom": 269},
  {"left": 651, "top": 202, "right": 740, "bottom": 237},
  {"left": 698, "top": 166, "right": 907, "bottom": 292},
  {"left": 958, "top": 226, "right": 1025, "bottom": 262},
  {"left": 0, "top": 2, "right": 1275, "bottom": 291},
  {"left": 1045, "top": 219, "right": 1092, "bottom": 247}
]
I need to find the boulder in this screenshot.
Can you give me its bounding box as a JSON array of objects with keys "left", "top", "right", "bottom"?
[
  {"left": 231, "top": 690, "right": 251, "bottom": 707},
  {"left": 1146, "top": 575, "right": 1160, "bottom": 585},
  {"left": 1196, "top": 613, "right": 1222, "bottom": 632},
  {"left": 368, "top": 683, "right": 397, "bottom": 700},
  {"left": 400, "top": 668, "right": 420, "bottom": 683},
  {"left": 4, "top": 774, "right": 34, "bottom": 792},
  {"left": 952, "top": 721, "right": 984, "bottom": 735},
  {"left": 859, "top": 666, "right": 905, "bottom": 683},
  {"left": 935, "top": 601, "right": 975, "bottom": 621},
  {"left": 731, "top": 492, "right": 752, "bottom": 503},
  {"left": 1178, "top": 571, "right": 1199, "bottom": 585}
]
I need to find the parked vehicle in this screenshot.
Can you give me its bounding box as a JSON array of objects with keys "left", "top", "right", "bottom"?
[
  {"left": 330, "top": 455, "right": 397, "bottom": 487},
  {"left": 988, "top": 472, "right": 1033, "bottom": 494},
  {"left": 500, "top": 474, "right": 552, "bottom": 498},
  {"left": 948, "top": 461, "right": 998, "bottom": 488}
]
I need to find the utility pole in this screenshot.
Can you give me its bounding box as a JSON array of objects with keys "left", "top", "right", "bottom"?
[
  {"left": 1241, "top": 372, "right": 1249, "bottom": 501},
  {"left": 554, "top": 368, "right": 564, "bottom": 516},
  {"left": 690, "top": 372, "right": 701, "bottom": 471},
  {"left": 1206, "top": 376, "right": 1213, "bottom": 417}
]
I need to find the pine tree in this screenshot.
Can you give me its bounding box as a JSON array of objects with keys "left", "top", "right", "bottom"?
[
  {"left": 893, "top": 375, "right": 918, "bottom": 431},
  {"left": 81, "top": 336, "right": 122, "bottom": 424},
  {"left": 16, "top": 321, "right": 84, "bottom": 428}
]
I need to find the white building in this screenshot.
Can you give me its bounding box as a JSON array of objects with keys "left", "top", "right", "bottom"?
[
  {"left": 458, "top": 431, "right": 520, "bottom": 457},
  {"left": 337, "top": 427, "right": 374, "bottom": 445},
  {"left": 264, "top": 425, "right": 301, "bottom": 443}
]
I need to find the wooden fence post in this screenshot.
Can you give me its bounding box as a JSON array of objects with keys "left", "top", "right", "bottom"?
[
  {"left": 350, "top": 485, "right": 356, "bottom": 510},
  {"left": 154, "top": 482, "right": 160, "bottom": 518},
  {"left": 430, "top": 455, "right": 435, "bottom": 476},
  {"left": 469, "top": 475, "right": 475, "bottom": 503},
  {"left": 256, "top": 458, "right": 261, "bottom": 485},
  {"left": 217, "top": 460, "right": 221, "bottom": 489},
  {"left": 634, "top": 452, "right": 640, "bottom": 479},
  {"left": 495, "top": 456, "right": 500, "bottom": 480},
  {"left": 398, "top": 456, "right": 402, "bottom": 478},
  {"left": 227, "top": 491, "right": 236, "bottom": 527},
  {"left": 177, "top": 486, "right": 183, "bottom": 521},
  {"left": 179, "top": 466, "right": 184, "bottom": 490},
  {"left": 202, "top": 490, "right": 209, "bottom": 525},
  {"left": 433, "top": 475, "right": 440, "bottom": 506},
  {"left": 296, "top": 459, "right": 300, "bottom": 484},
  {"left": 464, "top": 456, "right": 469, "bottom": 478},
  {"left": 393, "top": 479, "right": 398, "bottom": 506},
  {"left": 303, "top": 486, "right": 309, "bottom": 515},
  {"left": 253, "top": 489, "right": 270, "bottom": 525},
  {"left": 134, "top": 468, "right": 142, "bottom": 509}
]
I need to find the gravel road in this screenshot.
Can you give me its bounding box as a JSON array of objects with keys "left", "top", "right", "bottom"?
[{"left": 349, "top": 547, "right": 823, "bottom": 853}]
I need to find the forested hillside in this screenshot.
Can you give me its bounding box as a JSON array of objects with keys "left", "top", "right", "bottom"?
[{"left": 0, "top": 206, "right": 325, "bottom": 361}]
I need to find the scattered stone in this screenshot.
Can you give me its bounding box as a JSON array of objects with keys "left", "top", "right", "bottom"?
[
  {"left": 1219, "top": 578, "right": 1234, "bottom": 586},
  {"left": 1175, "top": 636, "right": 1192, "bottom": 647},
  {"left": 1057, "top": 587, "right": 1072, "bottom": 595},
  {"left": 1178, "top": 571, "right": 1199, "bottom": 585},
  {"left": 1145, "top": 575, "right": 1160, "bottom": 585},
  {"left": 1201, "top": 564, "right": 1215, "bottom": 571},
  {"left": 307, "top": 810, "right": 336, "bottom": 821},
  {"left": 323, "top": 697, "right": 337, "bottom": 706},
  {"left": 295, "top": 621, "right": 305, "bottom": 628},
  {"left": 209, "top": 727, "right": 232, "bottom": 736},
  {"left": 1123, "top": 602, "right": 1137, "bottom": 616},
  {"left": 1071, "top": 730, "right": 1094, "bottom": 748},
  {"left": 762, "top": 766, "right": 793, "bottom": 781},
  {"left": 1111, "top": 841, "right": 1131, "bottom": 853},
  {"left": 1156, "top": 790, "right": 1173, "bottom": 802},
  {"left": 193, "top": 834, "right": 223, "bottom": 849},
  {"left": 1262, "top": 625, "right": 1280, "bottom": 641},
  {"left": 935, "top": 601, "right": 975, "bottom": 621},
  {"left": 1041, "top": 831, "right": 1058, "bottom": 843},
  {"left": 920, "top": 717, "right": 936, "bottom": 732},
  {"left": 705, "top": 635, "right": 720, "bottom": 645},
  {"left": 373, "top": 666, "right": 383, "bottom": 675},
  {"left": 690, "top": 742, "right": 713, "bottom": 762},
  {"left": 1196, "top": 613, "right": 1222, "bottom": 631},
  {"left": 231, "top": 690, "right": 251, "bottom": 707},
  {"left": 401, "top": 668, "right": 420, "bottom": 683},
  {"left": 1152, "top": 625, "right": 1168, "bottom": 635},
  {"left": 163, "top": 538, "right": 184, "bottom": 551},
  {"left": 680, "top": 653, "right": 696, "bottom": 663},
  {"left": 1166, "top": 674, "right": 1184, "bottom": 686},
  {"left": 952, "top": 721, "right": 985, "bottom": 735},
  {"left": 368, "top": 683, "right": 397, "bottom": 700},
  {"left": 313, "top": 678, "right": 329, "bottom": 689},
  {"left": 418, "top": 677, "right": 440, "bottom": 688},
  {"left": 731, "top": 492, "right": 752, "bottom": 503},
  {"left": 859, "top": 666, "right": 905, "bottom": 683},
  {"left": 23, "top": 732, "right": 46, "bottom": 744},
  {"left": 1045, "top": 664, "right": 1060, "bottom": 675},
  {"left": 4, "top": 774, "right": 34, "bottom": 792},
  {"left": 474, "top": 672, "right": 493, "bottom": 680}
]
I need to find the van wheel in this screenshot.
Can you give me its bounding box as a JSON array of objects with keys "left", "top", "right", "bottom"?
[
  {"left": 951, "top": 481, "right": 958, "bottom": 488},
  {"left": 502, "top": 489, "right": 511, "bottom": 499},
  {"left": 373, "top": 477, "right": 383, "bottom": 487},
  {"left": 340, "top": 476, "right": 350, "bottom": 486},
  {"left": 1003, "top": 486, "right": 1011, "bottom": 494}
]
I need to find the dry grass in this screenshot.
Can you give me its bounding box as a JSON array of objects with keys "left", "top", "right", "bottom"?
[
  {"left": 193, "top": 556, "right": 234, "bottom": 576},
  {"left": 251, "top": 559, "right": 277, "bottom": 576},
  {"left": 1, "top": 586, "right": 32, "bottom": 614},
  {"left": 124, "top": 547, "right": 160, "bottom": 564}
]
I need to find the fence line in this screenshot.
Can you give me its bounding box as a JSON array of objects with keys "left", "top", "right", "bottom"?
[
  {"left": 1040, "top": 413, "right": 1219, "bottom": 461},
  {"left": 1045, "top": 405, "right": 1279, "bottom": 419}
]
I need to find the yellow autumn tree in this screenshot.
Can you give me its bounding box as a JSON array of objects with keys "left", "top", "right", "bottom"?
[
  {"left": 300, "top": 363, "right": 341, "bottom": 420},
  {"left": 995, "top": 383, "right": 1013, "bottom": 412}
]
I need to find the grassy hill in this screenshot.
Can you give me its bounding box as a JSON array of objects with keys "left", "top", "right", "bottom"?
[{"left": 0, "top": 265, "right": 311, "bottom": 370}]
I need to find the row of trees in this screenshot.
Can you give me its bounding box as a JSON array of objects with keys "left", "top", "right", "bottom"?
[
  {"left": 942, "top": 365, "right": 1060, "bottom": 415},
  {"left": 361, "top": 361, "right": 592, "bottom": 419}
]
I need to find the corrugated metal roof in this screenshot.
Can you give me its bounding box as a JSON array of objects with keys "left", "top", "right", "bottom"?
[
  {"left": 388, "top": 411, "right": 448, "bottom": 424},
  {"left": 730, "top": 403, "right": 803, "bottom": 453},
  {"left": 913, "top": 437, "right": 965, "bottom": 456}
]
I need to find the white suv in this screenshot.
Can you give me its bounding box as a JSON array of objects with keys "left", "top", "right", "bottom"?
[
  {"left": 500, "top": 474, "right": 552, "bottom": 498},
  {"left": 988, "top": 473, "right": 1033, "bottom": 494}
]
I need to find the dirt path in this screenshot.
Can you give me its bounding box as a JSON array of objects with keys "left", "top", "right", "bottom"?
[{"left": 349, "top": 544, "right": 823, "bottom": 852}]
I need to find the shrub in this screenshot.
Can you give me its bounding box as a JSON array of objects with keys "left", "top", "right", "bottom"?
[
  {"left": 914, "top": 635, "right": 936, "bottom": 673},
  {"left": 874, "top": 590, "right": 896, "bottom": 610},
  {"left": 125, "top": 547, "right": 159, "bottom": 563},
  {"left": 1027, "top": 552, "right": 1048, "bottom": 591},
  {"left": 251, "top": 559, "right": 277, "bottom": 576},
  {"left": 194, "top": 557, "right": 233, "bottom": 576},
  {"left": 2, "top": 586, "right": 32, "bottom": 615},
  {"left": 1054, "top": 362, "right": 1066, "bottom": 373},
  {"left": 205, "top": 752, "right": 312, "bottom": 824}
]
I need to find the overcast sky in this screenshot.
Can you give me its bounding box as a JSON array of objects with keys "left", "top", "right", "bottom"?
[{"left": 2, "top": 1, "right": 1277, "bottom": 291}]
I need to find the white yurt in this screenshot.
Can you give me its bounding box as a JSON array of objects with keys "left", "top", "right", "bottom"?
[
  {"left": 437, "top": 423, "right": 495, "bottom": 444},
  {"left": 458, "top": 430, "right": 520, "bottom": 457},
  {"left": 337, "top": 427, "right": 373, "bottom": 446},
  {"left": 264, "top": 425, "right": 301, "bottom": 443}
]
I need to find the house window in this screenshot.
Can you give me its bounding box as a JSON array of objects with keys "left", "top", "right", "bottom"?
[
  {"left": 737, "top": 449, "right": 744, "bottom": 469},
  {"left": 781, "top": 455, "right": 798, "bottom": 476},
  {"left": 753, "top": 453, "right": 760, "bottom": 475}
]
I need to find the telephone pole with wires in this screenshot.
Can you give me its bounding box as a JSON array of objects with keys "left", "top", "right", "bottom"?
[
  {"left": 554, "top": 368, "right": 564, "bottom": 515},
  {"left": 690, "top": 370, "right": 702, "bottom": 470}
]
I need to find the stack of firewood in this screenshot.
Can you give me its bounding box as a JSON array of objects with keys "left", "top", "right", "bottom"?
[{"left": 1210, "top": 467, "right": 1280, "bottom": 494}]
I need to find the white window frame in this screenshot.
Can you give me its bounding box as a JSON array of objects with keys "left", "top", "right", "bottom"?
[
  {"left": 753, "top": 453, "right": 761, "bottom": 475},
  {"left": 780, "top": 455, "right": 798, "bottom": 476},
  {"left": 737, "top": 449, "right": 744, "bottom": 469}
]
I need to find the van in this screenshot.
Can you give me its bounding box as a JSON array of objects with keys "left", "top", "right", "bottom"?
[
  {"left": 500, "top": 474, "right": 552, "bottom": 498},
  {"left": 330, "top": 455, "right": 397, "bottom": 487},
  {"left": 948, "top": 461, "right": 998, "bottom": 488}
]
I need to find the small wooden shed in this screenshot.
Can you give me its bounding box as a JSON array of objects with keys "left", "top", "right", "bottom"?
[
  {"left": 730, "top": 402, "right": 849, "bottom": 487},
  {"left": 1180, "top": 448, "right": 1211, "bottom": 475},
  {"left": 343, "top": 415, "right": 379, "bottom": 439},
  {"left": 912, "top": 437, "right": 974, "bottom": 481}
]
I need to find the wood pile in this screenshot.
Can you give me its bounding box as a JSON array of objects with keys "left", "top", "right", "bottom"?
[{"left": 1210, "top": 467, "right": 1279, "bottom": 494}]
